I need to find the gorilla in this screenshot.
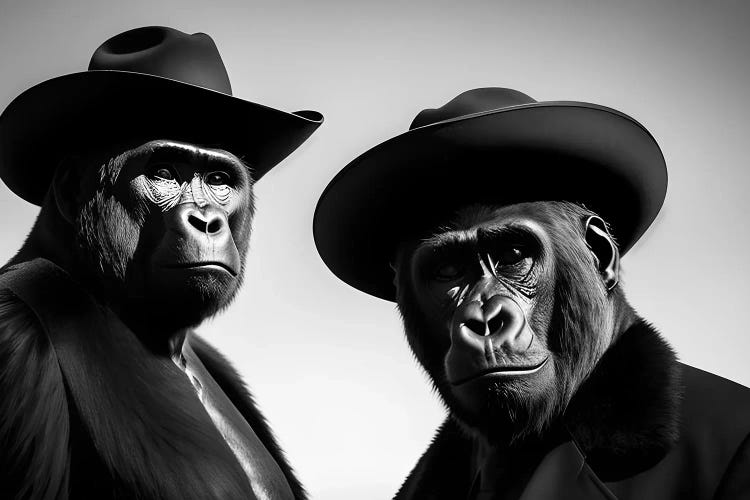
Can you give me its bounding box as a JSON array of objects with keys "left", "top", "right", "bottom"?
[
  {"left": 313, "top": 88, "right": 750, "bottom": 499},
  {"left": 0, "top": 27, "right": 321, "bottom": 499}
]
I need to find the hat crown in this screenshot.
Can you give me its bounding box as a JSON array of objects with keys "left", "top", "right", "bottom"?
[
  {"left": 410, "top": 87, "right": 537, "bottom": 130},
  {"left": 89, "top": 26, "right": 233, "bottom": 95}
]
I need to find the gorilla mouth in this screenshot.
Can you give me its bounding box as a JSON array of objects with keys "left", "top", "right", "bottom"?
[
  {"left": 450, "top": 357, "right": 550, "bottom": 386},
  {"left": 163, "top": 261, "right": 238, "bottom": 276}
]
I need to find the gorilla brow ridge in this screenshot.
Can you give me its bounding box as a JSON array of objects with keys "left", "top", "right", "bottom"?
[{"left": 97, "top": 140, "right": 254, "bottom": 185}]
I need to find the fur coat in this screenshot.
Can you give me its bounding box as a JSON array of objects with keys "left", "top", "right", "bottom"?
[
  {"left": 395, "top": 320, "right": 750, "bottom": 499},
  {"left": 0, "top": 258, "right": 306, "bottom": 500}
]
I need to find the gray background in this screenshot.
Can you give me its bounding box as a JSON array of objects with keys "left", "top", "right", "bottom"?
[{"left": 1, "top": 0, "right": 749, "bottom": 498}]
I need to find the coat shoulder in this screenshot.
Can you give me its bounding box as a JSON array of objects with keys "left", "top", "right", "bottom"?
[
  {"left": 394, "top": 417, "right": 474, "bottom": 500},
  {"left": 0, "top": 287, "right": 70, "bottom": 500},
  {"left": 680, "top": 363, "right": 750, "bottom": 474},
  {"left": 606, "top": 363, "right": 750, "bottom": 499},
  {"left": 681, "top": 363, "right": 750, "bottom": 423}
]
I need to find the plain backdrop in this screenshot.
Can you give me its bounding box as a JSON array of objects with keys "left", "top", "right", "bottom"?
[{"left": 1, "top": 1, "right": 749, "bottom": 498}]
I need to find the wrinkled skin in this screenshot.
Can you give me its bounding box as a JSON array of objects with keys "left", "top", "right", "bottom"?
[{"left": 394, "top": 201, "right": 631, "bottom": 444}]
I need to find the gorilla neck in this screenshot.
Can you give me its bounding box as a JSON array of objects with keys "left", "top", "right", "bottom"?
[
  {"left": 116, "top": 299, "right": 203, "bottom": 358},
  {"left": 121, "top": 307, "right": 191, "bottom": 358}
]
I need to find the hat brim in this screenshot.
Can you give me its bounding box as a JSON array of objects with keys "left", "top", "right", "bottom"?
[
  {"left": 0, "top": 70, "right": 323, "bottom": 205},
  {"left": 313, "top": 102, "right": 667, "bottom": 302}
]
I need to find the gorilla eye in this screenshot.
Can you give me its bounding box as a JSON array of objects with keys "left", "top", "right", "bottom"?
[
  {"left": 148, "top": 164, "right": 176, "bottom": 181},
  {"left": 491, "top": 244, "right": 534, "bottom": 282},
  {"left": 434, "top": 263, "right": 464, "bottom": 281},
  {"left": 205, "top": 171, "right": 231, "bottom": 186},
  {"left": 497, "top": 246, "right": 526, "bottom": 266}
]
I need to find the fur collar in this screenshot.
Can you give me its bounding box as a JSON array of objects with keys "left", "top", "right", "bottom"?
[{"left": 564, "top": 318, "right": 683, "bottom": 481}]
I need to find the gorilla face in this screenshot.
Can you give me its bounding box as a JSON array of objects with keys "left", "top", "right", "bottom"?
[
  {"left": 395, "top": 201, "right": 620, "bottom": 443},
  {"left": 73, "top": 139, "right": 255, "bottom": 334}
]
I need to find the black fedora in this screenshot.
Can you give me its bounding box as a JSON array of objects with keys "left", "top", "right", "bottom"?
[
  {"left": 0, "top": 26, "right": 324, "bottom": 205},
  {"left": 314, "top": 88, "right": 667, "bottom": 301}
]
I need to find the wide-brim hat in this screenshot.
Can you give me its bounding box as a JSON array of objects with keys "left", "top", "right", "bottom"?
[
  {"left": 313, "top": 88, "right": 667, "bottom": 301},
  {"left": 0, "top": 26, "right": 323, "bottom": 205}
]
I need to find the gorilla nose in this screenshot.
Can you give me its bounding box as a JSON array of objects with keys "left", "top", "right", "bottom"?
[
  {"left": 182, "top": 207, "right": 226, "bottom": 236},
  {"left": 456, "top": 295, "right": 529, "bottom": 351},
  {"left": 188, "top": 212, "right": 223, "bottom": 235},
  {"left": 462, "top": 295, "right": 507, "bottom": 337}
]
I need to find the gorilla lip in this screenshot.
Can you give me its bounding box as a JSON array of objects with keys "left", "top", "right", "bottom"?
[
  {"left": 163, "top": 261, "right": 238, "bottom": 276},
  {"left": 450, "top": 356, "right": 549, "bottom": 386}
]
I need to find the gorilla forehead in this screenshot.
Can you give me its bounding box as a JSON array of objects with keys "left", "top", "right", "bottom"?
[
  {"left": 453, "top": 201, "right": 592, "bottom": 228},
  {"left": 417, "top": 201, "right": 593, "bottom": 252}
]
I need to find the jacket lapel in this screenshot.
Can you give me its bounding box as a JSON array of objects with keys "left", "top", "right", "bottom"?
[{"left": 518, "top": 441, "right": 617, "bottom": 500}]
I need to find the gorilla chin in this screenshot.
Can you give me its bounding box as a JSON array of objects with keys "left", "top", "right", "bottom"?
[
  {"left": 144, "top": 264, "right": 242, "bottom": 329},
  {"left": 447, "top": 358, "right": 563, "bottom": 443}
]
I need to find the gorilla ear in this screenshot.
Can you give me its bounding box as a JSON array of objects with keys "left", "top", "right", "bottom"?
[
  {"left": 51, "top": 157, "right": 83, "bottom": 226},
  {"left": 583, "top": 215, "right": 620, "bottom": 291}
]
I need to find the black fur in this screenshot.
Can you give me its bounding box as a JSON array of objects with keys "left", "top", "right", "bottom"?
[
  {"left": 393, "top": 201, "right": 687, "bottom": 499},
  {"left": 0, "top": 262, "right": 307, "bottom": 499},
  {"left": 394, "top": 418, "right": 474, "bottom": 500},
  {"left": 73, "top": 144, "right": 255, "bottom": 329},
  {"left": 393, "top": 200, "right": 750, "bottom": 499},
  {"left": 394, "top": 319, "right": 683, "bottom": 498},
  {"left": 565, "top": 318, "right": 682, "bottom": 480},
  {"left": 0, "top": 289, "right": 70, "bottom": 500},
  {"left": 396, "top": 202, "right": 617, "bottom": 442},
  {"left": 0, "top": 140, "right": 301, "bottom": 499}
]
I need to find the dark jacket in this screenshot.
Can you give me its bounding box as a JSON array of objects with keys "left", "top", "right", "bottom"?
[
  {"left": 395, "top": 320, "right": 750, "bottom": 499},
  {"left": 0, "top": 258, "right": 306, "bottom": 500}
]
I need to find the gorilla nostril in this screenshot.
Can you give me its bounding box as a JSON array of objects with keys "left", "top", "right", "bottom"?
[
  {"left": 464, "top": 318, "right": 488, "bottom": 336},
  {"left": 188, "top": 214, "right": 208, "bottom": 233},
  {"left": 487, "top": 315, "right": 505, "bottom": 336},
  {"left": 206, "top": 218, "right": 222, "bottom": 234},
  {"left": 482, "top": 295, "right": 506, "bottom": 335}
]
